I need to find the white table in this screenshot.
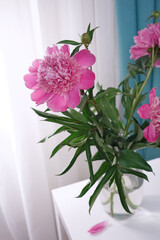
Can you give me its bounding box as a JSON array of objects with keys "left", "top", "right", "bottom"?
[{"left": 52, "top": 158, "right": 160, "bottom": 240}]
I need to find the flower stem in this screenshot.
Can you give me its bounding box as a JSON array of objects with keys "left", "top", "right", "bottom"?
[
  {"left": 110, "top": 192, "right": 114, "bottom": 217},
  {"left": 124, "top": 65, "right": 153, "bottom": 137},
  {"left": 124, "top": 46, "right": 158, "bottom": 137}
]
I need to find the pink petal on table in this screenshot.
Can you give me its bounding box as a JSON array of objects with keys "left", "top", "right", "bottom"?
[{"left": 88, "top": 221, "right": 108, "bottom": 235}]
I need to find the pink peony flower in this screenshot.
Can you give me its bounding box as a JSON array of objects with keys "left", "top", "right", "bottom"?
[
  {"left": 24, "top": 45, "right": 96, "bottom": 112},
  {"left": 137, "top": 87, "right": 160, "bottom": 142},
  {"left": 130, "top": 23, "right": 160, "bottom": 67},
  {"left": 88, "top": 221, "right": 108, "bottom": 235}
]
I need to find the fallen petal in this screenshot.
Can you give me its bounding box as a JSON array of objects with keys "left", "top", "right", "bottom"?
[{"left": 88, "top": 221, "right": 108, "bottom": 235}]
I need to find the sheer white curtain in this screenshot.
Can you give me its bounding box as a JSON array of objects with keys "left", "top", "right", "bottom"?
[{"left": 0, "top": 0, "right": 119, "bottom": 240}]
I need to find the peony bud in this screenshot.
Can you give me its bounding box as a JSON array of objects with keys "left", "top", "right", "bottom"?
[
  {"left": 152, "top": 10, "right": 160, "bottom": 19},
  {"left": 81, "top": 33, "right": 91, "bottom": 45}
]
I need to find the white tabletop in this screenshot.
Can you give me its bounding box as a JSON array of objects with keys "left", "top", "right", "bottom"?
[{"left": 52, "top": 158, "right": 160, "bottom": 240}]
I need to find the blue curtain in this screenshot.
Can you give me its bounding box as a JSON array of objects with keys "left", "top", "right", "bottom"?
[{"left": 115, "top": 0, "right": 160, "bottom": 160}]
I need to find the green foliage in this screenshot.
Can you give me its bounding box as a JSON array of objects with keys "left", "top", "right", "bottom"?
[
  {"left": 115, "top": 169, "right": 131, "bottom": 214},
  {"left": 118, "top": 150, "right": 152, "bottom": 172},
  {"left": 33, "top": 22, "right": 160, "bottom": 215},
  {"left": 89, "top": 165, "right": 116, "bottom": 212},
  {"left": 57, "top": 40, "right": 81, "bottom": 45}
]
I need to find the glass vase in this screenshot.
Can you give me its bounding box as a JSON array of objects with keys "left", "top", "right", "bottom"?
[{"left": 99, "top": 173, "right": 144, "bottom": 220}]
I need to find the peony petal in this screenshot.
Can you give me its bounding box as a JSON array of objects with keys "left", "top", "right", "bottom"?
[
  {"left": 79, "top": 69, "right": 95, "bottom": 90},
  {"left": 137, "top": 104, "right": 150, "bottom": 119},
  {"left": 154, "top": 59, "right": 160, "bottom": 68},
  {"left": 24, "top": 73, "right": 38, "bottom": 89},
  {"left": 60, "top": 45, "right": 70, "bottom": 55},
  {"left": 149, "top": 87, "right": 157, "bottom": 105},
  {"left": 88, "top": 221, "right": 108, "bottom": 235},
  {"left": 130, "top": 46, "right": 148, "bottom": 60},
  {"left": 46, "top": 45, "right": 59, "bottom": 55},
  {"left": 29, "top": 59, "right": 41, "bottom": 73},
  {"left": 143, "top": 123, "right": 158, "bottom": 142},
  {"left": 68, "top": 87, "right": 81, "bottom": 109},
  {"left": 73, "top": 49, "right": 96, "bottom": 68},
  {"left": 47, "top": 94, "right": 68, "bottom": 112},
  {"left": 31, "top": 88, "right": 50, "bottom": 105}
]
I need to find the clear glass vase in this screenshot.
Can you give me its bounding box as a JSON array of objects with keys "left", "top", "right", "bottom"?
[{"left": 99, "top": 173, "right": 144, "bottom": 220}]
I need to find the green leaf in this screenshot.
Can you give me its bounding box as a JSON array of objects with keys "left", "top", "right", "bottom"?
[
  {"left": 89, "top": 165, "right": 116, "bottom": 212},
  {"left": 99, "top": 100, "right": 116, "bottom": 131},
  {"left": 101, "top": 96, "right": 119, "bottom": 122},
  {"left": 92, "top": 118, "right": 103, "bottom": 137},
  {"left": 130, "top": 142, "right": 147, "bottom": 151},
  {"left": 33, "top": 108, "right": 91, "bottom": 127},
  {"left": 109, "top": 172, "right": 116, "bottom": 188},
  {"left": 45, "top": 118, "right": 91, "bottom": 131},
  {"left": 50, "top": 131, "right": 85, "bottom": 158},
  {"left": 87, "top": 23, "right": 91, "bottom": 33},
  {"left": 38, "top": 126, "right": 69, "bottom": 143},
  {"left": 128, "top": 63, "right": 145, "bottom": 78},
  {"left": 38, "top": 137, "right": 47, "bottom": 143},
  {"left": 97, "top": 97, "right": 119, "bottom": 133},
  {"left": 69, "top": 134, "right": 87, "bottom": 147},
  {"left": 70, "top": 44, "right": 82, "bottom": 57},
  {"left": 115, "top": 169, "right": 131, "bottom": 214},
  {"left": 33, "top": 108, "right": 76, "bottom": 123},
  {"left": 86, "top": 141, "right": 94, "bottom": 181},
  {"left": 91, "top": 152, "right": 104, "bottom": 161},
  {"left": 118, "top": 149, "right": 152, "bottom": 172},
  {"left": 123, "top": 94, "right": 133, "bottom": 119},
  {"left": 93, "top": 132, "right": 112, "bottom": 164},
  {"left": 58, "top": 144, "right": 86, "bottom": 175},
  {"left": 133, "top": 94, "right": 146, "bottom": 112},
  {"left": 120, "top": 167, "right": 149, "bottom": 182},
  {"left": 77, "top": 94, "right": 88, "bottom": 111},
  {"left": 69, "top": 109, "right": 88, "bottom": 123},
  {"left": 156, "top": 135, "right": 160, "bottom": 147},
  {"left": 88, "top": 27, "right": 99, "bottom": 41},
  {"left": 50, "top": 126, "right": 69, "bottom": 137},
  {"left": 82, "top": 102, "right": 94, "bottom": 123},
  {"left": 57, "top": 40, "right": 81, "bottom": 45},
  {"left": 133, "top": 118, "right": 144, "bottom": 141},
  {"left": 33, "top": 107, "right": 92, "bottom": 130},
  {"left": 77, "top": 161, "right": 109, "bottom": 198},
  {"left": 118, "top": 74, "right": 130, "bottom": 88},
  {"left": 62, "top": 111, "right": 73, "bottom": 118},
  {"left": 135, "top": 55, "right": 151, "bottom": 70},
  {"left": 96, "top": 87, "right": 121, "bottom": 100},
  {"left": 117, "top": 120, "right": 125, "bottom": 130},
  {"left": 44, "top": 108, "right": 50, "bottom": 112}
]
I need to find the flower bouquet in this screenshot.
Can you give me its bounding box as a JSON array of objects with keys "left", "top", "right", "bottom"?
[{"left": 24, "top": 11, "right": 160, "bottom": 216}]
